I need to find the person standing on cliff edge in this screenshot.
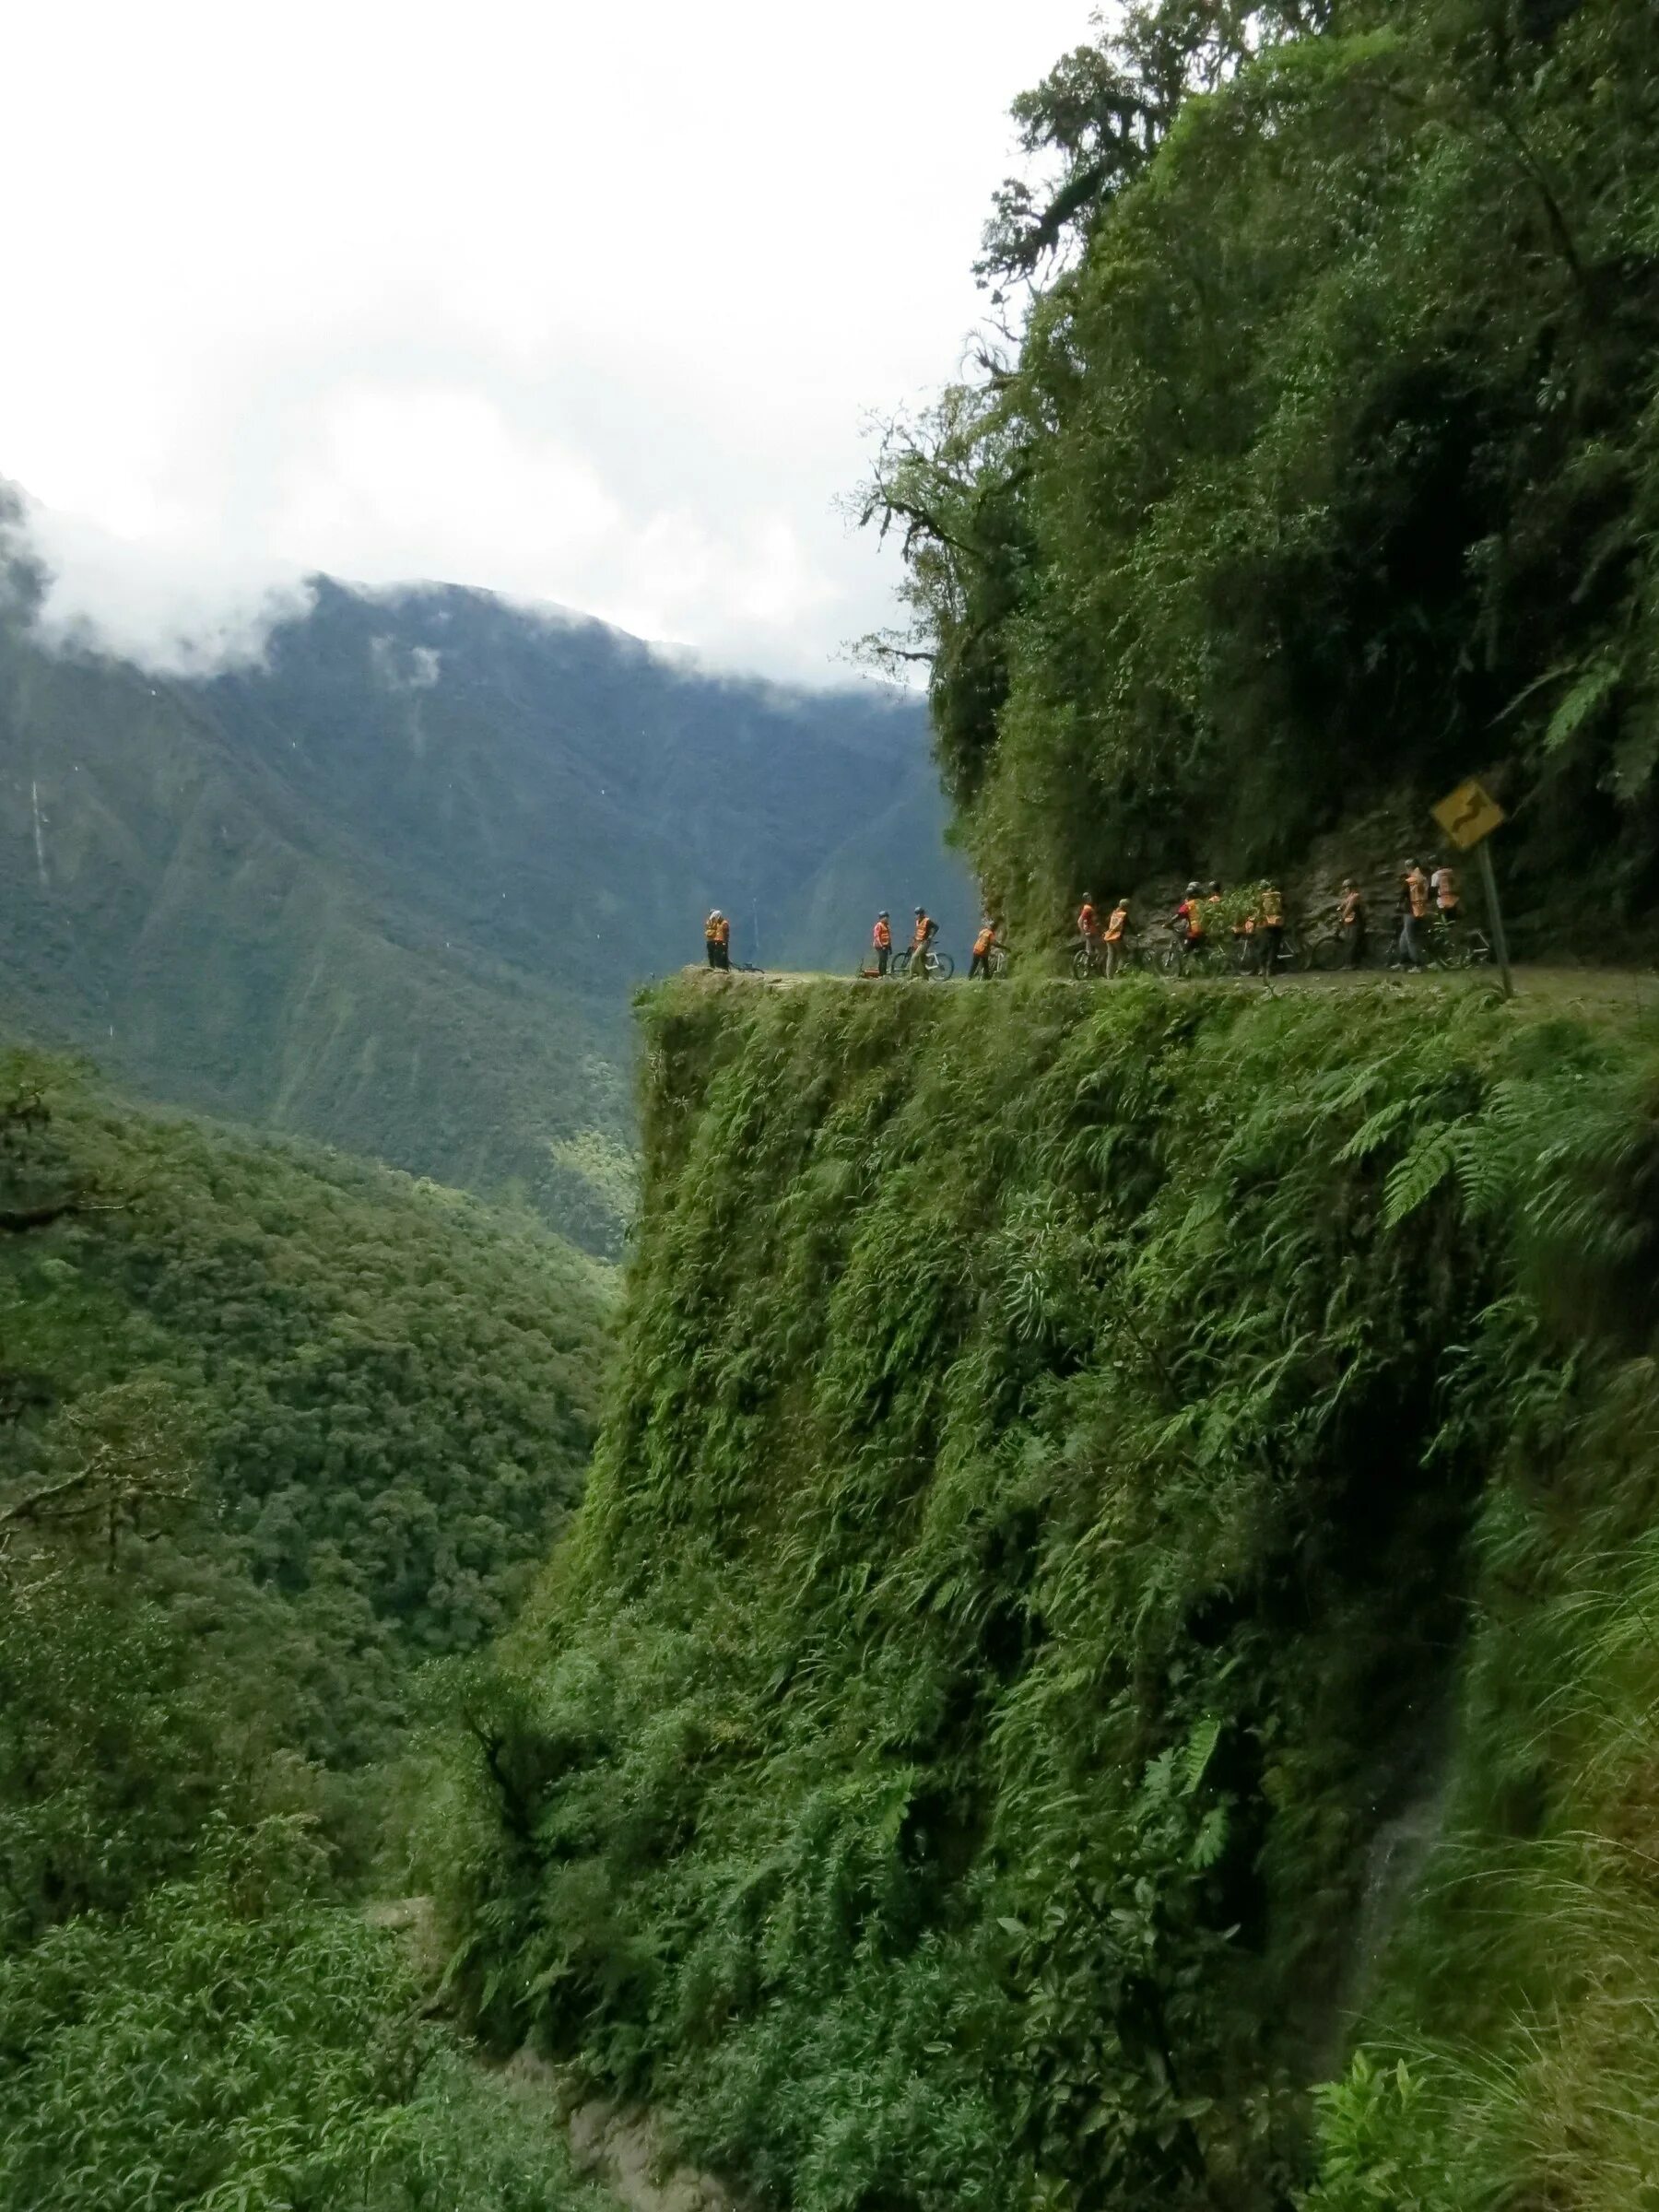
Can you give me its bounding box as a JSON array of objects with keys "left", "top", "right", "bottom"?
[
  {"left": 871, "top": 912, "right": 892, "bottom": 976},
  {"left": 705, "top": 909, "right": 730, "bottom": 970}
]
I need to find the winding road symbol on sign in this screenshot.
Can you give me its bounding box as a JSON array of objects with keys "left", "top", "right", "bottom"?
[{"left": 1432, "top": 778, "right": 1506, "bottom": 851}]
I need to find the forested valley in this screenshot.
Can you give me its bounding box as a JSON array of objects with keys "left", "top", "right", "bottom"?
[{"left": 0, "top": 1044, "right": 614, "bottom": 2206}]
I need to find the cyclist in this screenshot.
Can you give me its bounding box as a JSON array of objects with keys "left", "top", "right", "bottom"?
[
  {"left": 704, "top": 909, "right": 730, "bottom": 971},
  {"left": 1397, "top": 860, "right": 1431, "bottom": 969},
  {"left": 969, "top": 916, "right": 999, "bottom": 981},
  {"left": 1337, "top": 879, "right": 1367, "bottom": 967},
  {"left": 911, "top": 906, "right": 939, "bottom": 978},
  {"left": 1172, "top": 882, "right": 1207, "bottom": 954},
  {"left": 871, "top": 911, "right": 892, "bottom": 977},
  {"left": 1430, "top": 858, "right": 1461, "bottom": 924},
  {"left": 1255, "top": 881, "right": 1286, "bottom": 976},
  {"left": 1077, "top": 891, "right": 1100, "bottom": 951},
  {"left": 1104, "top": 897, "right": 1134, "bottom": 978}
]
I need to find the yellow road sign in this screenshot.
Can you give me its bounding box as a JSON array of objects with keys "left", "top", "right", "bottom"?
[{"left": 1432, "top": 778, "right": 1506, "bottom": 851}]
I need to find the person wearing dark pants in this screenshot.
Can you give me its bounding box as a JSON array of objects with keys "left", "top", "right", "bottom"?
[
  {"left": 969, "top": 917, "right": 997, "bottom": 979},
  {"left": 1396, "top": 860, "right": 1430, "bottom": 968},
  {"left": 1255, "top": 882, "right": 1285, "bottom": 977},
  {"left": 871, "top": 912, "right": 892, "bottom": 976},
  {"left": 705, "top": 910, "right": 730, "bottom": 970}
]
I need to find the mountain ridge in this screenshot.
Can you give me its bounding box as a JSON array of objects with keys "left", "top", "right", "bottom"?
[{"left": 0, "top": 559, "right": 976, "bottom": 1248}]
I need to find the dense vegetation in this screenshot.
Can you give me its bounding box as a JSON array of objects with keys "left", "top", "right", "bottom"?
[
  {"left": 0, "top": 547, "right": 972, "bottom": 1249},
  {"left": 864, "top": 0, "right": 1659, "bottom": 941},
  {"left": 0, "top": 1045, "right": 612, "bottom": 2206},
  {"left": 435, "top": 972, "right": 1659, "bottom": 2211}
]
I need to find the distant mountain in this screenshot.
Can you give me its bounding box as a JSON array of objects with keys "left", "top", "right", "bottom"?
[{"left": 0, "top": 568, "right": 974, "bottom": 1249}]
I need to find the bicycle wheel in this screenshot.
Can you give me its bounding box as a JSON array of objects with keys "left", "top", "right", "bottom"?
[
  {"left": 988, "top": 947, "right": 1010, "bottom": 979},
  {"left": 1071, "top": 946, "right": 1100, "bottom": 981},
  {"left": 1156, "top": 937, "right": 1184, "bottom": 977},
  {"left": 888, "top": 948, "right": 912, "bottom": 977},
  {"left": 928, "top": 950, "right": 955, "bottom": 981}
]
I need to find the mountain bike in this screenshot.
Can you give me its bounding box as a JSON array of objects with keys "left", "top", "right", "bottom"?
[
  {"left": 1158, "top": 930, "right": 1230, "bottom": 978},
  {"left": 987, "top": 944, "right": 1011, "bottom": 979},
  {"left": 890, "top": 945, "right": 956, "bottom": 981},
  {"left": 1307, "top": 922, "right": 1376, "bottom": 972},
  {"left": 1072, "top": 936, "right": 1150, "bottom": 979},
  {"left": 1238, "top": 928, "right": 1303, "bottom": 979},
  {"left": 1385, "top": 920, "right": 1491, "bottom": 973}
]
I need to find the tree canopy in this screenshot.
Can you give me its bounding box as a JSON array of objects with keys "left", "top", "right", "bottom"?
[{"left": 865, "top": 0, "right": 1659, "bottom": 941}]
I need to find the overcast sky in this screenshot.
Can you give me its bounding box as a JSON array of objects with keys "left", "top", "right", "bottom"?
[{"left": 2, "top": 0, "right": 1094, "bottom": 678}]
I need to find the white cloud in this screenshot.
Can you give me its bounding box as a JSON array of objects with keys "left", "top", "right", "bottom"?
[{"left": 0, "top": 0, "right": 1094, "bottom": 679}]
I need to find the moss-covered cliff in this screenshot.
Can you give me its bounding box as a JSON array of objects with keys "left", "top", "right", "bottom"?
[{"left": 435, "top": 974, "right": 1659, "bottom": 2211}]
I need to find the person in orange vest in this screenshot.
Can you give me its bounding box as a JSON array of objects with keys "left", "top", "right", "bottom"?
[
  {"left": 969, "top": 915, "right": 999, "bottom": 980},
  {"left": 1397, "top": 859, "right": 1431, "bottom": 969},
  {"left": 911, "top": 906, "right": 938, "bottom": 978},
  {"left": 1104, "top": 896, "right": 1134, "bottom": 978},
  {"left": 1077, "top": 892, "right": 1100, "bottom": 954},
  {"left": 1337, "top": 878, "right": 1367, "bottom": 968},
  {"left": 871, "top": 911, "right": 893, "bottom": 977},
  {"left": 1254, "top": 881, "right": 1286, "bottom": 976},
  {"left": 704, "top": 909, "right": 731, "bottom": 971},
  {"left": 1173, "top": 881, "right": 1206, "bottom": 946},
  {"left": 1430, "top": 857, "right": 1461, "bottom": 924}
]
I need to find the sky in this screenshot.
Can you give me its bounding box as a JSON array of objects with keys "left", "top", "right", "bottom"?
[{"left": 1, "top": 0, "right": 1095, "bottom": 679}]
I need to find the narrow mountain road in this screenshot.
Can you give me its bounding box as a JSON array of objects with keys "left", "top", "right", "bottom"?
[
  {"left": 687, "top": 962, "right": 1659, "bottom": 1016},
  {"left": 368, "top": 1899, "right": 742, "bottom": 2212}
]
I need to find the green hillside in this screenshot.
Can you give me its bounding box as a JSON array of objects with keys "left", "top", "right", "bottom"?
[
  {"left": 435, "top": 973, "right": 1659, "bottom": 2211},
  {"left": 866, "top": 0, "right": 1659, "bottom": 947},
  {"left": 0, "top": 552, "right": 975, "bottom": 1251},
  {"left": 0, "top": 1042, "right": 617, "bottom": 2207},
  {"left": 0, "top": 1042, "right": 609, "bottom": 1842}
]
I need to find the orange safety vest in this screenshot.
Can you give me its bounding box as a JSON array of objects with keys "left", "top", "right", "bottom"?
[
  {"left": 973, "top": 924, "right": 994, "bottom": 957},
  {"left": 1406, "top": 870, "right": 1430, "bottom": 920},
  {"left": 705, "top": 912, "right": 727, "bottom": 945},
  {"left": 913, "top": 916, "right": 932, "bottom": 949},
  {"left": 1182, "top": 901, "right": 1206, "bottom": 942},
  {"left": 873, "top": 918, "right": 891, "bottom": 949},
  {"left": 1106, "top": 905, "right": 1129, "bottom": 942},
  {"left": 1261, "top": 888, "right": 1284, "bottom": 925},
  {"left": 1435, "top": 866, "right": 1460, "bottom": 910},
  {"left": 1340, "top": 888, "right": 1363, "bottom": 925},
  {"left": 1077, "top": 902, "right": 1098, "bottom": 938}
]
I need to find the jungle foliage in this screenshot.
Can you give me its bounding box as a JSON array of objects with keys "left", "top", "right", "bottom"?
[
  {"left": 0, "top": 1045, "right": 612, "bottom": 2206},
  {"left": 434, "top": 973, "right": 1659, "bottom": 2211},
  {"left": 862, "top": 0, "right": 1659, "bottom": 943}
]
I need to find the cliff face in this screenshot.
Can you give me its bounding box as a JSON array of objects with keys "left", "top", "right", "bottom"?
[{"left": 436, "top": 975, "right": 1659, "bottom": 2212}]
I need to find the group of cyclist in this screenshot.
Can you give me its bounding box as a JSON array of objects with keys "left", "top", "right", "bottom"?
[
  {"left": 709, "top": 855, "right": 1473, "bottom": 982},
  {"left": 1073, "top": 857, "right": 1474, "bottom": 978},
  {"left": 865, "top": 906, "right": 1002, "bottom": 980}
]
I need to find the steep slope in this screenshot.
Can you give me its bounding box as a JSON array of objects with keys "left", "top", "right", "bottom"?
[
  {"left": 0, "top": 1040, "right": 609, "bottom": 1823},
  {"left": 434, "top": 973, "right": 1659, "bottom": 2212},
  {"left": 0, "top": 563, "right": 974, "bottom": 1248},
  {"left": 0, "top": 1040, "right": 618, "bottom": 2211}
]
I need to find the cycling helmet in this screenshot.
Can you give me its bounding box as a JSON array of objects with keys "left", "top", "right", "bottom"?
[
  {"left": 1185, "top": 882, "right": 1201, "bottom": 898},
  {"left": 914, "top": 906, "right": 925, "bottom": 915},
  {"left": 877, "top": 910, "right": 888, "bottom": 919}
]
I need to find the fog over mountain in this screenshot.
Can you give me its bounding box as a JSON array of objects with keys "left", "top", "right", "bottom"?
[{"left": 0, "top": 534, "right": 974, "bottom": 1250}]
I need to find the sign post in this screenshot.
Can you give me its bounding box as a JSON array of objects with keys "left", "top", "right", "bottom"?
[{"left": 1430, "top": 778, "right": 1512, "bottom": 999}]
